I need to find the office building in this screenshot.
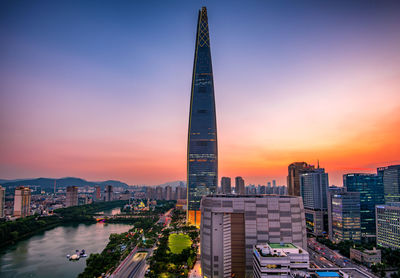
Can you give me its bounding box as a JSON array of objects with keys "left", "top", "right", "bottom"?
[
  {"left": 104, "top": 185, "right": 114, "bottom": 202},
  {"left": 187, "top": 6, "right": 218, "bottom": 226},
  {"left": 343, "top": 173, "right": 384, "bottom": 237},
  {"left": 200, "top": 195, "right": 307, "bottom": 277},
  {"left": 0, "top": 186, "right": 5, "bottom": 218},
  {"left": 221, "top": 177, "right": 231, "bottom": 194},
  {"left": 253, "top": 243, "right": 309, "bottom": 278},
  {"left": 300, "top": 168, "right": 329, "bottom": 236},
  {"left": 350, "top": 247, "right": 381, "bottom": 267},
  {"left": 379, "top": 165, "right": 400, "bottom": 203},
  {"left": 328, "top": 191, "right": 361, "bottom": 243},
  {"left": 13, "top": 186, "right": 31, "bottom": 218},
  {"left": 235, "top": 176, "right": 245, "bottom": 195},
  {"left": 66, "top": 186, "right": 79, "bottom": 207},
  {"left": 376, "top": 203, "right": 400, "bottom": 249},
  {"left": 287, "top": 162, "right": 315, "bottom": 196}
]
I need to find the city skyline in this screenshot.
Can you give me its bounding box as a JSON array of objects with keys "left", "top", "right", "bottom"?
[{"left": 1, "top": 0, "right": 400, "bottom": 186}]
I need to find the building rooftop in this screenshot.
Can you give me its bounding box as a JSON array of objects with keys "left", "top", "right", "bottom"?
[
  {"left": 269, "top": 243, "right": 296, "bottom": 249},
  {"left": 206, "top": 194, "right": 298, "bottom": 199},
  {"left": 377, "top": 202, "right": 400, "bottom": 209},
  {"left": 254, "top": 243, "right": 306, "bottom": 258},
  {"left": 315, "top": 272, "right": 340, "bottom": 277}
]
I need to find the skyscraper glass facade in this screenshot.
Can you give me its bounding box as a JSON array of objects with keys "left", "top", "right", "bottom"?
[
  {"left": 379, "top": 165, "right": 400, "bottom": 203},
  {"left": 300, "top": 168, "right": 329, "bottom": 235},
  {"left": 187, "top": 7, "right": 218, "bottom": 226},
  {"left": 330, "top": 191, "right": 361, "bottom": 243},
  {"left": 343, "top": 173, "right": 384, "bottom": 237},
  {"left": 300, "top": 168, "right": 329, "bottom": 210}
]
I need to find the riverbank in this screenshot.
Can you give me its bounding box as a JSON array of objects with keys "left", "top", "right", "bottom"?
[
  {"left": 78, "top": 200, "right": 176, "bottom": 278},
  {"left": 0, "top": 222, "right": 132, "bottom": 278},
  {"left": 0, "top": 200, "right": 127, "bottom": 249}
]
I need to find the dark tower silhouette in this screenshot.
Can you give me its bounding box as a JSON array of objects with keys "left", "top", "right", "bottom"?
[{"left": 187, "top": 7, "right": 218, "bottom": 226}]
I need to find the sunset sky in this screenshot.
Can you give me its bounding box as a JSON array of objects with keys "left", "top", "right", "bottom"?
[{"left": 1, "top": 0, "right": 399, "bottom": 186}]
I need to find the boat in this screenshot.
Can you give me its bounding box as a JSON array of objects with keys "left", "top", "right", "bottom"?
[
  {"left": 67, "top": 249, "right": 87, "bottom": 260},
  {"left": 79, "top": 249, "right": 87, "bottom": 257},
  {"left": 69, "top": 254, "right": 80, "bottom": 260}
]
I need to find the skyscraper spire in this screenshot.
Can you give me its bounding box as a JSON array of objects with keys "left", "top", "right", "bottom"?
[{"left": 187, "top": 7, "right": 218, "bottom": 226}]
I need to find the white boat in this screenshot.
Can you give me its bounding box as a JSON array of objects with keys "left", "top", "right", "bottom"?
[{"left": 69, "top": 254, "right": 80, "bottom": 260}]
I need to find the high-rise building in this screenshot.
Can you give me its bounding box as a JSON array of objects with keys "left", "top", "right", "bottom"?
[
  {"left": 0, "top": 186, "right": 5, "bottom": 218},
  {"left": 343, "top": 173, "right": 384, "bottom": 237},
  {"left": 221, "top": 177, "right": 231, "bottom": 194},
  {"left": 104, "top": 185, "right": 114, "bottom": 202},
  {"left": 66, "top": 186, "right": 79, "bottom": 207},
  {"left": 13, "top": 186, "right": 31, "bottom": 218},
  {"left": 200, "top": 195, "right": 307, "bottom": 277},
  {"left": 328, "top": 190, "right": 361, "bottom": 243},
  {"left": 300, "top": 168, "right": 329, "bottom": 236},
  {"left": 165, "top": 185, "right": 172, "bottom": 200},
  {"left": 379, "top": 165, "right": 400, "bottom": 203},
  {"left": 279, "top": 186, "right": 288, "bottom": 196},
  {"left": 376, "top": 203, "right": 400, "bottom": 249},
  {"left": 94, "top": 186, "right": 101, "bottom": 201},
  {"left": 156, "top": 186, "right": 163, "bottom": 200},
  {"left": 287, "top": 162, "right": 315, "bottom": 196},
  {"left": 235, "top": 176, "right": 245, "bottom": 195},
  {"left": 187, "top": 6, "right": 218, "bottom": 227}
]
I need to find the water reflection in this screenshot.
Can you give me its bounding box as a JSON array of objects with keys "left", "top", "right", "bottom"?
[{"left": 0, "top": 223, "right": 131, "bottom": 278}]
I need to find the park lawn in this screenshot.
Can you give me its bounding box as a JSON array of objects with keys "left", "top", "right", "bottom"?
[{"left": 168, "top": 233, "right": 192, "bottom": 254}]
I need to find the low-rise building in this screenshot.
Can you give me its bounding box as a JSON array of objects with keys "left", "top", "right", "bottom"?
[
  {"left": 350, "top": 247, "right": 381, "bottom": 267},
  {"left": 253, "top": 243, "right": 309, "bottom": 278}
]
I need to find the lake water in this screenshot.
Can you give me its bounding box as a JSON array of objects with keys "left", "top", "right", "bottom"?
[{"left": 0, "top": 214, "right": 131, "bottom": 278}]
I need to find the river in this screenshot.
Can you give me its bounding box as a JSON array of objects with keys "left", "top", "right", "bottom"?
[{"left": 0, "top": 208, "right": 131, "bottom": 278}]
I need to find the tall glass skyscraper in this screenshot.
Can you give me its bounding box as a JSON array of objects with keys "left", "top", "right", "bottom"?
[
  {"left": 187, "top": 7, "right": 218, "bottom": 226},
  {"left": 328, "top": 190, "right": 361, "bottom": 243},
  {"left": 343, "top": 173, "right": 384, "bottom": 237},
  {"left": 300, "top": 168, "right": 329, "bottom": 235},
  {"left": 379, "top": 165, "right": 400, "bottom": 203}
]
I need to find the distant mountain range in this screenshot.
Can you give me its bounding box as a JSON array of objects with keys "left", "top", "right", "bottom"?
[
  {"left": 0, "top": 177, "right": 129, "bottom": 192},
  {"left": 153, "top": 180, "right": 186, "bottom": 188},
  {"left": 0, "top": 177, "right": 186, "bottom": 193}
]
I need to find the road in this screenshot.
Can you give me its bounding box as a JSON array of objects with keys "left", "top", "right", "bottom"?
[
  {"left": 112, "top": 208, "right": 174, "bottom": 278},
  {"left": 308, "top": 238, "right": 379, "bottom": 278},
  {"left": 113, "top": 252, "right": 148, "bottom": 278}
]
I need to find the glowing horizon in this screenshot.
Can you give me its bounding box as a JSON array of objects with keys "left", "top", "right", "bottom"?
[{"left": 1, "top": 0, "right": 399, "bottom": 187}]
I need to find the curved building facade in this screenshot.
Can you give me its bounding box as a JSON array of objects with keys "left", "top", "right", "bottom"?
[
  {"left": 187, "top": 7, "right": 218, "bottom": 226},
  {"left": 201, "top": 195, "right": 307, "bottom": 277}
]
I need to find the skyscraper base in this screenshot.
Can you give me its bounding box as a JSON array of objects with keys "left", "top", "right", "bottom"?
[{"left": 187, "top": 209, "right": 201, "bottom": 227}]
